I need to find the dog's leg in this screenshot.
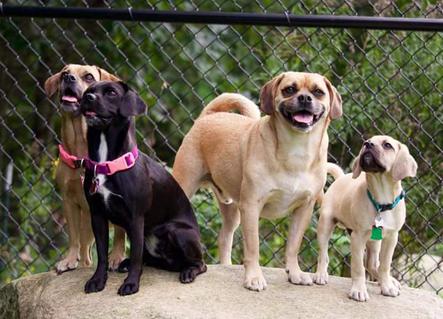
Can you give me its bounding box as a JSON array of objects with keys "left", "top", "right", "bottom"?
[
  {"left": 218, "top": 202, "right": 240, "bottom": 265},
  {"left": 285, "top": 201, "right": 315, "bottom": 286},
  {"left": 109, "top": 225, "right": 126, "bottom": 271},
  {"left": 118, "top": 217, "right": 144, "bottom": 296},
  {"left": 365, "top": 240, "right": 381, "bottom": 281},
  {"left": 239, "top": 200, "right": 267, "bottom": 291},
  {"left": 349, "top": 231, "right": 370, "bottom": 301},
  {"left": 56, "top": 198, "right": 81, "bottom": 274},
  {"left": 172, "top": 227, "right": 207, "bottom": 283},
  {"left": 313, "top": 211, "right": 336, "bottom": 285},
  {"left": 378, "top": 231, "right": 401, "bottom": 297},
  {"left": 79, "top": 208, "right": 94, "bottom": 268},
  {"left": 84, "top": 212, "right": 109, "bottom": 293},
  {"left": 172, "top": 147, "right": 205, "bottom": 198}
]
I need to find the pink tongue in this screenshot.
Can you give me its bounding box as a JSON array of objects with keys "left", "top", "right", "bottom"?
[
  {"left": 293, "top": 113, "right": 314, "bottom": 124},
  {"left": 62, "top": 96, "right": 78, "bottom": 103}
]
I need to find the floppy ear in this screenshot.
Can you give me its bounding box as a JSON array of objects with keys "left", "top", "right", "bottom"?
[
  {"left": 324, "top": 77, "right": 342, "bottom": 119},
  {"left": 119, "top": 82, "right": 147, "bottom": 117},
  {"left": 391, "top": 143, "right": 417, "bottom": 182},
  {"left": 96, "top": 66, "right": 120, "bottom": 81},
  {"left": 44, "top": 72, "right": 62, "bottom": 97},
  {"left": 352, "top": 148, "right": 363, "bottom": 179},
  {"left": 259, "top": 74, "right": 284, "bottom": 115}
]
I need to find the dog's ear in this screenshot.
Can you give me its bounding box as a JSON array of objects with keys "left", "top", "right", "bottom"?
[
  {"left": 119, "top": 82, "right": 147, "bottom": 117},
  {"left": 259, "top": 74, "right": 284, "bottom": 115},
  {"left": 44, "top": 72, "right": 62, "bottom": 97},
  {"left": 352, "top": 149, "right": 363, "bottom": 179},
  {"left": 95, "top": 66, "right": 120, "bottom": 82},
  {"left": 391, "top": 143, "right": 417, "bottom": 181},
  {"left": 324, "top": 77, "right": 342, "bottom": 120}
]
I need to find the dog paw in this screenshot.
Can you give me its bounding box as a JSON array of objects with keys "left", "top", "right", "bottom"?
[
  {"left": 117, "top": 258, "right": 130, "bottom": 273},
  {"left": 118, "top": 280, "right": 139, "bottom": 296},
  {"left": 348, "top": 284, "right": 369, "bottom": 302},
  {"left": 56, "top": 257, "right": 79, "bottom": 274},
  {"left": 84, "top": 274, "right": 107, "bottom": 293},
  {"left": 380, "top": 276, "right": 401, "bottom": 297},
  {"left": 180, "top": 264, "right": 207, "bottom": 283},
  {"left": 287, "top": 270, "right": 313, "bottom": 286},
  {"left": 313, "top": 271, "right": 329, "bottom": 285},
  {"left": 108, "top": 251, "right": 126, "bottom": 271},
  {"left": 244, "top": 269, "right": 267, "bottom": 291}
]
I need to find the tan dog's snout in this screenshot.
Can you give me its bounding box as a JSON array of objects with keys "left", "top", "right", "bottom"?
[{"left": 352, "top": 135, "right": 417, "bottom": 181}]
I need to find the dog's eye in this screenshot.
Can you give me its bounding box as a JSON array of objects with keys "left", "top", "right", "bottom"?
[
  {"left": 313, "top": 88, "right": 325, "bottom": 97},
  {"left": 84, "top": 74, "right": 95, "bottom": 82},
  {"left": 105, "top": 89, "right": 117, "bottom": 97},
  {"left": 283, "top": 86, "right": 296, "bottom": 95},
  {"left": 383, "top": 142, "right": 393, "bottom": 150}
]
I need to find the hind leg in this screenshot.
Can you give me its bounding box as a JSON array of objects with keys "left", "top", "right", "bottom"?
[
  {"left": 109, "top": 225, "right": 126, "bottom": 271},
  {"left": 172, "top": 141, "right": 206, "bottom": 198},
  {"left": 218, "top": 202, "right": 240, "bottom": 265}
]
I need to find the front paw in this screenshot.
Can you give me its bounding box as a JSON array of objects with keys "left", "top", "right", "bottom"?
[
  {"left": 108, "top": 250, "right": 126, "bottom": 271},
  {"left": 118, "top": 279, "right": 139, "bottom": 296},
  {"left": 287, "top": 269, "right": 313, "bottom": 286},
  {"left": 56, "top": 256, "right": 79, "bottom": 274},
  {"left": 244, "top": 268, "right": 267, "bottom": 291},
  {"left": 349, "top": 282, "right": 369, "bottom": 302},
  {"left": 84, "top": 274, "right": 107, "bottom": 293},
  {"left": 313, "top": 270, "right": 329, "bottom": 285},
  {"left": 380, "top": 276, "right": 401, "bottom": 297}
]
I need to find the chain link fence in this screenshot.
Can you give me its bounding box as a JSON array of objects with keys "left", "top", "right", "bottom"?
[{"left": 0, "top": 1, "right": 442, "bottom": 296}]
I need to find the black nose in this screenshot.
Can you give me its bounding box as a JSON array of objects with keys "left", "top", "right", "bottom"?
[
  {"left": 297, "top": 94, "right": 312, "bottom": 103},
  {"left": 364, "top": 141, "right": 374, "bottom": 149},
  {"left": 85, "top": 93, "right": 96, "bottom": 102},
  {"left": 63, "top": 73, "right": 76, "bottom": 83}
]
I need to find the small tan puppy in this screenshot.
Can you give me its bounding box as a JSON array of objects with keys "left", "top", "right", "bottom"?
[
  {"left": 173, "top": 72, "right": 342, "bottom": 291},
  {"left": 45, "top": 64, "right": 126, "bottom": 273},
  {"left": 314, "top": 135, "right": 417, "bottom": 301}
]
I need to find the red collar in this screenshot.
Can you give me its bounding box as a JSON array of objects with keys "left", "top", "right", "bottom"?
[{"left": 58, "top": 144, "right": 138, "bottom": 175}]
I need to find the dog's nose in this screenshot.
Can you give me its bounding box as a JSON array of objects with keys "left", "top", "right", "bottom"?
[
  {"left": 63, "top": 73, "right": 76, "bottom": 83},
  {"left": 85, "top": 93, "right": 96, "bottom": 102},
  {"left": 297, "top": 94, "right": 312, "bottom": 103},
  {"left": 364, "top": 141, "right": 374, "bottom": 149}
]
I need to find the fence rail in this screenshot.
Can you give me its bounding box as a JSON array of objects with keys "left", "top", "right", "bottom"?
[{"left": 0, "top": 1, "right": 442, "bottom": 297}]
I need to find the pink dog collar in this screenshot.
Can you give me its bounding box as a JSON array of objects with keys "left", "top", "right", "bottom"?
[
  {"left": 83, "top": 147, "right": 139, "bottom": 175},
  {"left": 58, "top": 145, "right": 83, "bottom": 169}
]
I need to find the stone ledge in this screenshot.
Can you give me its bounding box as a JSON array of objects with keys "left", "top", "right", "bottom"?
[{"left": 1, "top": 265, "right": 442, "bottom": 319}]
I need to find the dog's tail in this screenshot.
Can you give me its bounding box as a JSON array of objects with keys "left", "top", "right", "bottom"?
[
  {"left": 199, "top": 93, "right": 261, "bottom": 119},
  {"left": 326, "top": 162, "right": 344, "bottom": 180}
]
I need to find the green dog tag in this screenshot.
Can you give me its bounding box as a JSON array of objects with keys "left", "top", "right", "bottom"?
[{"left": 371, "top": 226, "right": 383, "bottom": 240}]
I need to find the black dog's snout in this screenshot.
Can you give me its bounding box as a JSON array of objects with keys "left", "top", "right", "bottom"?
[
  {"left": 85, "top": 93, "right": 97, "bottom": 102},
  {"left": 297, "top": 94, "right": 312, "bottom": 103},
  {"left": 63, "top": 73, "right": 76, "bottom": 83}
]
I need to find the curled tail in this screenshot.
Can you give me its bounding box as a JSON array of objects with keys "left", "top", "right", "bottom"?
[
  {"left": 326, "top": 162, "right": 345, "bottom": 180},
  {"left": 199, "top": 93, "right": 261, "bottom": 119}
]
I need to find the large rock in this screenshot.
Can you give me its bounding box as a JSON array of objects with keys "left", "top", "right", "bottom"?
[{"left": 1, "top": 265, "right": 441, "bottom": 319}]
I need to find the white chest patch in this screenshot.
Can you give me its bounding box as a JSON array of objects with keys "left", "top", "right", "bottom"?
[{"left": 96, "top": 133, "right": 112, "bottom": 205}]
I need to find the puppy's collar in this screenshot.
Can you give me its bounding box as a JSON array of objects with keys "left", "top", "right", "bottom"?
[
  {"left": 58, "top": 144, "right": 84, "bottom": 169},
  {"left": 84, "top": 146, "right": 139, "bottom": 176},
  {"left": 367, "top": 189, "right": 405, "bottom": 213}
]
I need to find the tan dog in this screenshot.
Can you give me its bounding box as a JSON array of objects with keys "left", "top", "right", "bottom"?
[
  {"left": 173, "top": 72, "right": 342, "bottom": 291},
  {"left": 45, "top": 64, "right": 126, "bottom": 273},
  {"left": 314, "top": 135, "right": 417, "bottom": 301}
]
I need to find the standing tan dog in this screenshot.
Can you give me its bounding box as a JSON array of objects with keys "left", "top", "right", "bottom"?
[
  {"left": 314, "top": 136, "right": 417, "bottom": 301},
  {"left": 45, "top": 64, "right": 126, "bottom": 273},
  {"left": 173, "top": 72, "right": 342, "bottom": 291}
]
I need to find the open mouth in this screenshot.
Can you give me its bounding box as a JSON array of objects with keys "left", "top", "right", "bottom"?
[
  {"left": 84, "top": 111, "right": 112, "bottom": 128},
  {"left": 360, "top": 151, "right": 385, "bottom": 173},
  {"left": 60, "top": 88, "right": 80, "bottom": 112},
  {"left": 279, "top": 106, "right": 325, "bottom": 130}
]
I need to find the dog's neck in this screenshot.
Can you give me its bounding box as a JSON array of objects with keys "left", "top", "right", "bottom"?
[
  {"left": 365, "top": 173, "right": 402, "bottom": 204},
  {"left": 265, "top": 115, "right": 329, "bottom": 165},
  {"left": 60, "top": 112, "right": 88, "bottom": 158},
  {"left": 87, "top": 118, "right": 136, "bottom": 163}
]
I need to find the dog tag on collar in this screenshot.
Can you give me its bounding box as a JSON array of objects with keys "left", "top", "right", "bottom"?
[
  {"left": 89, "top": 178, "right": 99, "bottom": 195},
  {"left": 371, "top": 226, "right": 383, "bottom": 240}
]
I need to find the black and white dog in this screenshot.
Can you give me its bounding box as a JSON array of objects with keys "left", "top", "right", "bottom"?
[{"left": 80, "top": 81, "right": 206, "bottom": 296}]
